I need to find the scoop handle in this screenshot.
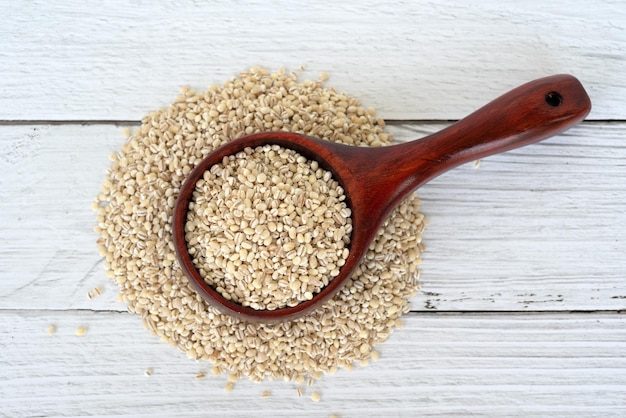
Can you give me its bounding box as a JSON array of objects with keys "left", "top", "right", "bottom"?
[
  {"left": 344, "top": 74, "right": 591, "bottom": 236},
  {"left": 405, "top": 74, "right": 592, "bottom": 185}
]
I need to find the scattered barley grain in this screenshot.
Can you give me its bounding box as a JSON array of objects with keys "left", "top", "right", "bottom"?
[{"left": 94, "top": 67, "right": 425, "bottom": 383}]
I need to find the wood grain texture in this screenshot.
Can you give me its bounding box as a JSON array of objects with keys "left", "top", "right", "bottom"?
[
  {"left": 1, "top": 0, "right": 625, "bottom": 121},
  {"left": 1, "top": 3, "right": 625, "bottom": 415},
  {"left": 1, "top": 310, "right": 624, "bottom": 417},
  {"left": 0, "top": 123, "right": 624, "bottom": 312},
  {"left": 393, "top": 122, "right": 626, "bottom": 312}
]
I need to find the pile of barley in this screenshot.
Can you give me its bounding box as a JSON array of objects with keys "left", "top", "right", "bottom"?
[
  {"left": 186, "top": 144, "right": 352, "bottom": 310},
  {"left": 94, "top": 67, "right": 425, "bottom": 382}
]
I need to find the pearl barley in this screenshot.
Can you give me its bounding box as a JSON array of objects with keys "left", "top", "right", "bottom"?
[
  {"left": 186, "top": 145, "right": 351, "bottom": 310},
  {"left": 94, "top": 67, "right": 425, "bottom": 383}
]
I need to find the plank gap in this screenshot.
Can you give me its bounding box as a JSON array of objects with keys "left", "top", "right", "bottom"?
[{"left": 0, "top": 119, "right": 623, "bottom": 126}]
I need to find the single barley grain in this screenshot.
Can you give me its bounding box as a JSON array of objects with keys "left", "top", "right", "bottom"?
[
  {"left": 262, "top": 390, "right": 271, "bottom": 398},
  {"left": 310, "top": 370, "right": 323, "bottom": 380},
  {"left": 145, "top": 368, "right": 153, "bottom": 376},
  {"left": 311, "top": 391, "right": 321, "bottom": 402},
  {"left": 196, "top": 372, "right": 206, "bottom": 380},
  {"left": 296, "top": 387, "right": 303, "bottom": 398},
  {"left": 75, "top": 327, "right": 87, "bottom": 336},
  {"left": 87, "top": 287, "right": 102, "bottom": 300},
  {"left": 46, "top": 325, "right": 56, "bottom": 335},
  {"left": 94, "top": 67, "right": 425, "bottom": 383},
  {"left": 224, "top": 382, "right": 234, "bottom": 393}
]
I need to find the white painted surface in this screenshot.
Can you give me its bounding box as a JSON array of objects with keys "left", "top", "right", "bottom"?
[
  {"left": 1, "top": 1, "right": 625, "bottom": 416},
  {"left": 1, "top": 1, "right": 625, "bottom": 120},
  {"left": 2, "top": 311, "right": 625, "bottom": 417},
  {"left": 1, "top": 123, "right": 624, "bottom": 312}
]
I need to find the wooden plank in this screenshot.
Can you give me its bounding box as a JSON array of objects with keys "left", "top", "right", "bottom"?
[
  {"left": 1, "top": 123, "right": 624, "bottom": 312},
  {"left": 391, "top": 122, "right": 626, "bottom": 312},
  {"left": 0, "top": 125, "right": 122, "bottom": 311},
  {"left": 1, "top": 1, "right": 625, "bottom": 121},
  {"left": 1, "top": 310, "right": 624, "bottom": 417}
]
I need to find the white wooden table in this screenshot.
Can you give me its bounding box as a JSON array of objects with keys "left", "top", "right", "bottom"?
[{"left": 1, "top": 1, "right": 625, "bottom": 416}]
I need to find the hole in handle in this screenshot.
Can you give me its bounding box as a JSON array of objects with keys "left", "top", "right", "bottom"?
[{"left": 545, "top": 91, "right": 562, "bottom": 107}]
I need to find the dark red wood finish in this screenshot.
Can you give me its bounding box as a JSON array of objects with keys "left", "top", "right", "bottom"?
[{"left": 173, "top": 74, "right": 591, "bottom": 322}]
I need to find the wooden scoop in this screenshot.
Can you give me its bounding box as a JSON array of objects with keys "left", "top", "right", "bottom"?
[{"left": 173, "top": 74, "right": 591, "bottom": 322}]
